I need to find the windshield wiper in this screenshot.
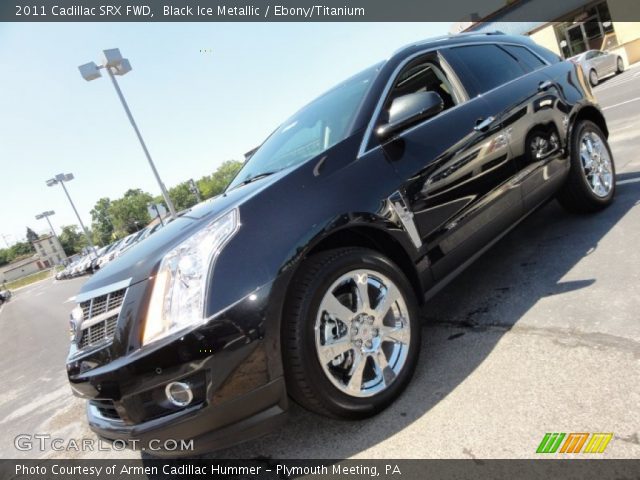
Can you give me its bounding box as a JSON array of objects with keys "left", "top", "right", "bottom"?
[{"left": 227, "top": 171, "right": 277, "bottom": 191}]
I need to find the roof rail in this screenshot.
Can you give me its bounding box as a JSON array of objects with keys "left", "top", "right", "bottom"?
[
  {"left": 453, "top": 30, "right": 506, "bottom": 37},
  {"left": 392, "top": 30, "right": 507, "bottom": 55}
]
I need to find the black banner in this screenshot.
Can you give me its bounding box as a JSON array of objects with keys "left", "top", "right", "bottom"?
[
  {"left": 2, "top": 460, "right": 640, "bottom": 480},
  {"left": 4, "top": 0, "right": 640, "bottom": 22}
]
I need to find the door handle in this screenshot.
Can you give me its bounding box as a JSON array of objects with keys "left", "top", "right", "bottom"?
[
  {"left": 474, "top": 116, "right": 495, "bottom": 132},
  {"left": 538, "top": 80, "right": 553, "bottom": 91}
]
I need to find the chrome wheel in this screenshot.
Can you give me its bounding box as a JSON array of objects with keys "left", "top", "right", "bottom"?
[
  {"left": 580, "top": 131, "right": 613, "bottom": 198},
  {"left": 314, "top": 269, "right": 411, "bottom": 398},
  {"left": 617, "top": 58, "right": 624, "bottom": 73},
  {"left": 590, "top": 70, "right": 598, "bottom": 86}
]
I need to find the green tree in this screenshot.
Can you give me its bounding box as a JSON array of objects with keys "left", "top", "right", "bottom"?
[
  {"left": 91, "top": 197, "right": 115, "bottom": 246},
  {"left": 26, "top": 227, "right": 38, "bottom": 243},
  {"left": 0, "top": 249, "right": 10, "bottom": 267},
  {"left": 58, "top": 225, "right": 88, "bottom": 256},
  {"left": 168, "top": 182, "right": 199, "bottom": 211},
  {"left": 199, "top": 160, "right": 243, "bottom": 199},
  {"left": 109, "top": 189, "right": 153, "bottom": 236},
  {"left": 9, "top": 241, "right": 35, "bottom": 259}
]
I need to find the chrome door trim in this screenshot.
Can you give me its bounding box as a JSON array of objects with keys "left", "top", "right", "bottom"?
[{"left": 389, "top": 191, "right": 422, "bottom": 249}]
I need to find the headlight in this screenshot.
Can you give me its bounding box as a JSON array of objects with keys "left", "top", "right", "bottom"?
[{"left": 142, "top": 209, "right": 239, "bottom": 346}]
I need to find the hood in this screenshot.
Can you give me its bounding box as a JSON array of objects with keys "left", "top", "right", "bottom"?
[{"left": 78, "top": 172, "right": 283, "bottom": 296}]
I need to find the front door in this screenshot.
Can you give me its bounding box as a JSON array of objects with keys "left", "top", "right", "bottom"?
[{"left": 361, "top": 49, "right": 524, "bottom": 281}]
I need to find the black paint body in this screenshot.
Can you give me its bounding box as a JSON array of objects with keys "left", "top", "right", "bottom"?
[{"left": 66, "top": 34, "right": 608, "bottom": 454}]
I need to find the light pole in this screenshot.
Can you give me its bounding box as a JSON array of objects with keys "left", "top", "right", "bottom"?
[
  {"left": 0, "top": 233, "right": 12, "bottom": 248},
  {"left": 35, "top": 210, "right": 67, "bottom": 263},
  {"left": 35, "top": 210, "right": 58, "bottom": 237},
  {"left": 46, "top": 173, "right": 98, "bottom": 256},
  {"left": 78, "top": 49, "right": 177, "bottom": 219}
]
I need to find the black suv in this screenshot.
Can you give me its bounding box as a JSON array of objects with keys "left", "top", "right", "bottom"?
[{"left": 66, "top": 33, "right": 615, "bottom": 455}]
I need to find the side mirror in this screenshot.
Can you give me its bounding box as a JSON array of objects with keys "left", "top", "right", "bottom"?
[{"left": 376, "top": 91, "right": 444, "bottom": 140}]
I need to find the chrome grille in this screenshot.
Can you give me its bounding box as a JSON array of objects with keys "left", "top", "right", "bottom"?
[{"left": 76, "top": 288, "right": 126, "bottom": 351}]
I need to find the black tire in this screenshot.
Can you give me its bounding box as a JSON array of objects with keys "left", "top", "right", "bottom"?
[
  {"left": 589, "top": 69, "right": 598, "bottom": 87},
  {"left": 282, "top": 247, "right": 421, "bottom": 419},
  {"left": 557, "top": 120, "right": 615, "bottom": 213},
  {"left": 617, "top": 57, "right": 624, "bottom": 74}
]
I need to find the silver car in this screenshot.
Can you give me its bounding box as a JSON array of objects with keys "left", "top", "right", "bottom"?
[{"left": 570, "top": 49, "right": 624, "bottom": 87}]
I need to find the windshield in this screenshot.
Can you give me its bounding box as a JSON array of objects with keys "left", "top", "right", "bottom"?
[{"left": 227, "top": 63, "right": 381, "bottom": 190}]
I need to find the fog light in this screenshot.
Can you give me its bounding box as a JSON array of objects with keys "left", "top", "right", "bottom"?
[{"left": 165, "top": 382, "right": 193, "bottom": 407}]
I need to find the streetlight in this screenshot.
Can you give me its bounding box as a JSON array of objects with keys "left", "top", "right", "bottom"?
[
  {"left": 35, "top": 210, "right": 67, "bottom": 263},
  {"left": 78, "top": 48, "right": 177, "bottom": 219},
  {"left": 46, "top": 173, "right": 98, "bottom": 256},
  {"left": 35, "top": 210, "right": 58, "bottom": 237}
]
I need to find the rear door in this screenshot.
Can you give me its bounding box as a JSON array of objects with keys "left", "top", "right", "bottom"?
[{"left": 442, "top": 43, "right": 568, "bottom": 211}]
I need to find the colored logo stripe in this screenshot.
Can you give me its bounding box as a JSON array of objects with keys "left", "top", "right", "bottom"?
[
  {"left": 560, "top": 433, "right": 589, "bottom": 453},
  {"left": 583, "top": 433, "right": 613, "bottom": 453},
  {"left": 536, "top": 433, "right": 566, "bottom": 453},
  {"left": 537, "top": 433, "right": 613, "bottom": 454}
]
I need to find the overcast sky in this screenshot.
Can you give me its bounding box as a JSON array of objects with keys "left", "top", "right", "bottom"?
[{"left": 0, "top": 22, "right": 450, "bottom": 246}]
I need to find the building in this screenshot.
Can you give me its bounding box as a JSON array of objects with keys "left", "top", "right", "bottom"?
[
  {"left": 0, "top": 256, "right": 44, "bottom": 283},
  {"left": 31, "top": 234, "right": 65, "bottom": 267},
  {"left": 458, "top": 0, "right": 640, "bottom": 64}
]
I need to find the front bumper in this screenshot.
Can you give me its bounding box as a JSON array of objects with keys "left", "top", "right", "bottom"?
[
  {"left": 88, "top": 376, "right": 287, "bottom": 457},
  {"left": 67, "top": 281, "right": 288, "bottom": 456}
]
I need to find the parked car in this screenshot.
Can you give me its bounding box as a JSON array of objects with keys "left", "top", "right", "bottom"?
[
  {"left": 0, "top": 288, "right": 11, "bottom": 305},
  {"left": 67, "top": 33, "right": 616, "bottom": 455},
  {"left": 96, "top": 240, "right": 124, "bottom": 269},
  {"left": 569, "top": 49, "right": 624, "bottom": 86},
  {"left": 89, "top": 246, "right": 109, "bottom": 271},
  {"left": 139, "top": 222, "right": 163, "bottom": 242},
  {"left": 115, "top": 228, "right": 149, "bottom": 258}
]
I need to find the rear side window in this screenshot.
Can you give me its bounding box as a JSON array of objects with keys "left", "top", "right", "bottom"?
[
  {"left": 501, "top": 45, "right": 546, "bottom": 72},
  {"left": 444, "top": 44, "right": 526, "bottom": 96},
  {"left": 527, "top": 43, "right": 562, "bottom": 64}
]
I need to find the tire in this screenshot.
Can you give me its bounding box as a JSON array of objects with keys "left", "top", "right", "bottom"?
[
  {"left": 282, "top": 247, "right": 421, "bottom": 419},
  {"left": 589, "top": 69, "right": 598, "bottom": 87},
  {"left": 557, "top": 120, "right": 615, "bottom": 213},
  {"left": 617, "top": 57, "right": 624, "bottom": 74}
]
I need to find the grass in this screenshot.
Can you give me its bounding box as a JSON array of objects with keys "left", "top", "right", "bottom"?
[{"left": 4, "top": 269, "right": 54, "bottom": 290}]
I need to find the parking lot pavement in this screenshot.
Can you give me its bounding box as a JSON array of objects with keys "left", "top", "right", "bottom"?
[
  {"left": 595, "top": 66, "right": 640, "bottom": 173},
  {"left": 1, "top": 67, "right": 639, "bottom": 460}
]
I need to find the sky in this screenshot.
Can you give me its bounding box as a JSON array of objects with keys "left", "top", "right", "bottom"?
[{"left": 0, "top": 22, "right": 451, "bottom": 246}]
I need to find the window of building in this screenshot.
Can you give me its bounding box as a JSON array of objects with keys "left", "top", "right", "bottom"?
[{"left": 554, "top": 1, "right": 617, "bottom": 58}]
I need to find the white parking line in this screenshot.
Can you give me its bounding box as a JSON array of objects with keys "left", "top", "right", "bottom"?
[
  {"left": 617, "top": 177, "right": 640, "bottom": 185},
  {"left": 602, "top": 97, "right": 640, "bottom": 110},
  {"left": 596, "top": 77, "right": 637, "bottom": 91}
]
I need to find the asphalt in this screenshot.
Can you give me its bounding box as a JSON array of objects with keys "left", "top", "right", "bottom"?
[{"left": 0, "top": 68, "right": 638, "bottom": 460}]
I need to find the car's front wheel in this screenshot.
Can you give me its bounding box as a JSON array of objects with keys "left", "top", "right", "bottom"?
[
  {"left": 617, "top": 57, "right": 624, "bottom": 74},
  {"left": 589, "top": 69, "right": 598, "bottom": 86},
  {"left": 282, "top": 247, "right": 420, "bottom": 419}
]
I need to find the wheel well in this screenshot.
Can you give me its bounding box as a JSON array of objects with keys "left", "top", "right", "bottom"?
[
  {"left": 574, "top": 105, "right": 609, "bottom": 139},
  {"left": 305, "top": 227, "right": 424, "bottom": 304}
]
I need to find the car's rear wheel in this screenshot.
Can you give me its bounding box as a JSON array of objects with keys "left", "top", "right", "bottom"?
[
  {"left": 589, "top": 69, "right": 598, "bottom": 86},
  {"left": 617, "top": 57, "right": 624, "bottom": 74},
  {"left": 282, "top": 247, "right": 420, "bottom": 419},
  {"left": 557, "top": 120, "right": 615, "bottom": 213}
]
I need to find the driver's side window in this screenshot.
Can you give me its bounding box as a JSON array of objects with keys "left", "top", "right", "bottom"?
[{"left": 381, "top": 54, "right": 460, "bottom": 124}]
